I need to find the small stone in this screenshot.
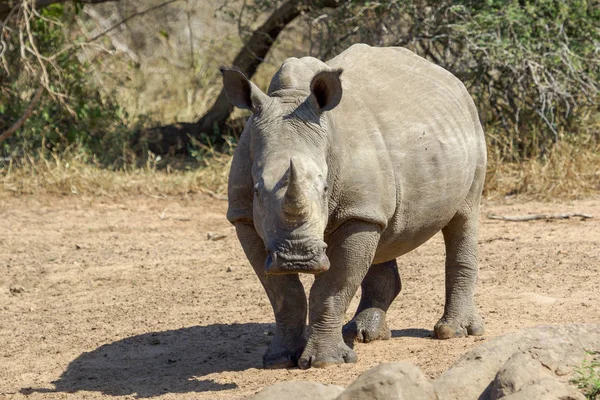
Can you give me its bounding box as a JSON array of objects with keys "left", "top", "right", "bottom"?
[
  {"left": 226, "top": 267, "right": 233, "bottom": 272},
  {"left": 9, "top": 285, "right": 25, "bottom": 294},
  {"left": 207, "top": 232, "right": 227, "bottom": 241}
]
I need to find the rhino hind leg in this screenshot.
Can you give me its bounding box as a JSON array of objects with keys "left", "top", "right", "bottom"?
[
  {"left": 434, "top": 206, "right": 485, "bottom": 339},
  {"left": 342, "top": 260, "right": 401, "bottom": 346}
]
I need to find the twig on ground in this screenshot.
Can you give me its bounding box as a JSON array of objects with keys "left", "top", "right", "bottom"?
[
  {"left": 487, "top": 213, "right": 593, "bottom": 222},
  {"left": 479, "top": 236, "right": 516, "bottom": 244}
]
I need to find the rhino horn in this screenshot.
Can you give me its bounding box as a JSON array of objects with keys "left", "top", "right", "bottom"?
[{"left": 282, "top": 159, "right": 309, "bottom": 219}]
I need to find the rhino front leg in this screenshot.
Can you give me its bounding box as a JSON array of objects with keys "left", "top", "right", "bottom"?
[
  {"left": 434, "top": 207, "right": 485, "bottom": 339},
  {"left": 343, "top": 259, "right": 401, "bottom": 346},
  {"left": 235, "top": 222, "right": 307, "bottom": 368},
  {"left": 299, "top": 220, "right": 381, "bottom": 369}
]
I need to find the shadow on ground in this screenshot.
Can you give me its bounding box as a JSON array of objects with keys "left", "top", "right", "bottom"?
[
  {"left": 391, "top": 328, "right": 433, "bottom": 338},
  {"left": 23, "top": 323, "right": 272, "bottom": 398}
]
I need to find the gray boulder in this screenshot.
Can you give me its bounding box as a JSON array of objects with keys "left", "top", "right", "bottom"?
[
  {"left": 434, "top": 324, "right": 600, "bottom": 400},
  {"left": 490, "top": 350, "right": 585, "bottom": 400},
  {"left": 245, "top": 381, "right": 345, "bottom": 400},
  {"left": 336, "top": 362, "right": 436, "bottom": 400},
  {"left": 246, "top": 324, "right": 598, "bottom": 400}
]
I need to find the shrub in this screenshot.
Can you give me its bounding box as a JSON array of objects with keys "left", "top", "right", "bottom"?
[
  {"left": 0, "top": 3, "right": 133, "bottom": 165},
  {"left": 305, "top": 0, "right": 600, "bottom": 159}
]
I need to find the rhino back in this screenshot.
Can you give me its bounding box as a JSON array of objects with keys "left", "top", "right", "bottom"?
[{"left": 325, "top": 44, "right": 486, "bottom": 261}]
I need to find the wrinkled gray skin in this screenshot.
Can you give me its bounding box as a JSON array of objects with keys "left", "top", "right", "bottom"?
[{"left": 224, "top": 44, "right": 486, "bottom": 370}]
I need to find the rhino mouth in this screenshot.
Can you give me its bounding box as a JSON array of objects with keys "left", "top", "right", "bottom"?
[{"left": 265, "top": 238, "right": 329, "bottom": 275}]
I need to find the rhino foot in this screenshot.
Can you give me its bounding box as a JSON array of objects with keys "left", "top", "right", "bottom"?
[
  {"left": 434, "top": 313, "right": 485, "bottom": 339},
  {"left": 343, "top": 307, "right": 391, "bottom": 347},
  {"left": 298, "top": 339, "right": 357, "bottom": 369},
  {"left": 263, "top": 348, "right": 303, "bottom": 369},
  {"left": 263, "top": 336, "right": 306, "bottom": 369}
]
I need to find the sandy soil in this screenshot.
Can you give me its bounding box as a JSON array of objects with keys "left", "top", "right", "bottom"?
[{"left": 1, "top": 195, "right": 599, "bottom": 399}]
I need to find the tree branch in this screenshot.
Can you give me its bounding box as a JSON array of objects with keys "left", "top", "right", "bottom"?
[
  {"left": 139, "top": 0, "right": 350, "bottom": 154},
  {"left": 0, "top": 85, "right": 44, "bottom": 144},
  {"left": 85, "top": 0, "right": 180, "bottom": 43},
  {"left": 194, "top": 0, "right": 346, "bottom": 138}
]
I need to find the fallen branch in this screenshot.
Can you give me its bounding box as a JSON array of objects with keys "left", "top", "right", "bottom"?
[{"left": 487, "top": 213, "right": 593, "bottom": 222}]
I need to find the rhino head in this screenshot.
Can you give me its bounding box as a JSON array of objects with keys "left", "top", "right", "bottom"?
[{"left": 221, "top": 66, "right": 343, "bottom": 275}]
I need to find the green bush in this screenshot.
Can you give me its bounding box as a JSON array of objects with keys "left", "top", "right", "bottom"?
[
  {"left": 305, "top": 0, "right": 600, "bottom": 159},
  {"left": 572, "top": 351, "right": 600, "bottom": 399},
  {"left": 0, "top": 4, "right": 134, "bottom": 165}
]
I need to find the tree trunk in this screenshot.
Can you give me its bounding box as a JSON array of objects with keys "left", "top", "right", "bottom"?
[
  {"left": 195, "top": 0, "right": 309, "bottom": 137},
  {"left": 139, "top": 0, "right": 344, "bottom": 155},
  {"left": 1, "top": 0, "right": 343, "bottom": 154}
]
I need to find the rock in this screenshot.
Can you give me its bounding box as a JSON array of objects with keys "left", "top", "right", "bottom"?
[
  {"left": 9, "top": 285, "right": 25, "bottom": 294},
  {"left": 433, "top": 324, "right": 600, "bottom": 400},
  {"left": 336, "top": 362, "right": 436, "bottom": 400},
  {"left": 207, "top": 232, "right": 227, "bottom": 241},
  {"left": 246, "top": 381, "right": 345, "bottom": 400},
  {"left": 489, "top": 351, "right": 585, "bottom": 400},
  {"left": 498, "top": 381, "right": 585, "bottom": 400}
]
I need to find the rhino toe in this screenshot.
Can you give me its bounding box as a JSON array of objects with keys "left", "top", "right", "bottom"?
[
  {"left": 434, "top": 314, "right": 485, "bottom": 340},
  {"left": 343, "top": 307, "right": 391, "bottom": 346},
  {"left": 263, "top": 350, "right": 300, "bottom": 369},
  {"left": 298, "top": 340, "right": 357, "bottom": 369}
]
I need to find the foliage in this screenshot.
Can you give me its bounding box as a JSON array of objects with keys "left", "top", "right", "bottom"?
[
  {"left": 2, "top": 0, "right": 599, "bottom": 170},
  {"left": 301, "top": 0, "right": 600, "bottom": 159},
  {"left": 0, "top": 2, "right": 134, "bottom": 165},
  {"left": 571, "top": 351, "right": 600, "bottom": 399}
]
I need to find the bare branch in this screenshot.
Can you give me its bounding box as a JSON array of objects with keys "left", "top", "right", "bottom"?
[
  {"left": 185, "top": 0, "right": 194, "bottom": 69},
  {"left": 86, "top": 0, "right": 181, "bottom": 43},
  {"left": 0, "top": 85, "right": 44, "bottom": 145}
]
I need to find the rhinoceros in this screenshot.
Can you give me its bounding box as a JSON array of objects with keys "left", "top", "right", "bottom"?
[{"left": 223, "top": 44, "right": 486, "bottom": 369}]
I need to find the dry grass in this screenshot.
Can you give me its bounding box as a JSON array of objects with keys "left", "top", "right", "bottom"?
[
  {"left": 0, "top": 149, "right": 231, "bottom": 199},
  {"left": 485, "top": 132, "right": 600, "bottom": 201},
  {"left": 2, "top": 134, "right": 599, "bottom": 201}
]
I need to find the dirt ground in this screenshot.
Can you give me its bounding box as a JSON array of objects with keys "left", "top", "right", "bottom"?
[{"left": 1, "top": 195, "right": 599, "bottom": 399}]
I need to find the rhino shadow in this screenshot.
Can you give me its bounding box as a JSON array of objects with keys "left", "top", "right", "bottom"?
[
  {"left": 391, "top": 328, "right": 433, "bottom": 338},
  {"left": 23, "top": 323, "right": 272, "bottom": 398}
]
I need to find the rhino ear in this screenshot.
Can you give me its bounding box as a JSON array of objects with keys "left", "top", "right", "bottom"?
[
  {"left": 309, "top": 69, "right": 343, "bottom": 112},
  {"left": 220, "top": 67, "right": 268, "bottom": 112}
]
